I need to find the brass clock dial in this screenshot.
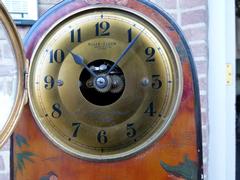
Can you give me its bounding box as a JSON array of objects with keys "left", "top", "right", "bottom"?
[{"left": 28, "top": 6, "right": 182, "bottom": 160}]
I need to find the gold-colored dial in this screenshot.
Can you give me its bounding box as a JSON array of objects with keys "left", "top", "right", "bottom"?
[{"left": 28, "top": 6, "right": 182, "bottom": 160}]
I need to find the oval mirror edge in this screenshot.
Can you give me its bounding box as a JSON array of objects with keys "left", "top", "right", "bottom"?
[{"left": 0, "top": 2, "right": 26, "bottom": 148}]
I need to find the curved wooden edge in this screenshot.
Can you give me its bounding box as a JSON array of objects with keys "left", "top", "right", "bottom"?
[{"left": 137, "top": 0, "right": 203, "bottom": 177}]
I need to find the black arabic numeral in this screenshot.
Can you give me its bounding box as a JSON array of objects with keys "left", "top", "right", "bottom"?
[
  {"left": 97, "top": 130, "right": 107, "bottom": 144},
  {"left": 127, "top": 123, "right": 136, "bottom": 138},
  {"left": 152, "top": 75, "right": 162, "bottom": 89},
  {"left": 145, "top": 47, "right": 156, "bottom": 62},
  {"left": 51, "top": 103, "right": 62, "bottom": 118},
  {"left": 144, "top": 102, "right": 156, "bottom": 117},
  {"left": 70, "top": 28, "right": 81, "bottom": 43},
  {"left": 128, "top": 28, "right": 132, "bottom": 43},
  {"left": 72, "top": 123, "right": 81, "bottom": 137},
  {"left": 44, "top": 75, "right": 54, "bottom": 89},
  {"left": 96, "top": 21, "right": 110, "bottom": 36},
  {"left": 50, "top": 49, "right": 65, "bottom": 63}
]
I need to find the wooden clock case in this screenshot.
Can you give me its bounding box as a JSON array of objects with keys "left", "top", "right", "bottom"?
[{"left": 5, "top": 0, "right": 204, "bottom": 179}]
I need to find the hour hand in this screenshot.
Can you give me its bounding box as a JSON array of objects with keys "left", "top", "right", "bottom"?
[
  {"left": 69, "top": 51, "right": 84, "bottom": 65},
  {"left": 68, "top": 50, "right": 97, "bottom": 77}
]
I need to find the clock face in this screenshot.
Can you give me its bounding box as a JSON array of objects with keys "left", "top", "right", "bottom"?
[{"left": 28, "top": 6, "right": 182, "bottom": 160}]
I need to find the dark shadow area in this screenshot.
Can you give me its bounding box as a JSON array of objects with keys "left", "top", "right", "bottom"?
[{"left": 236, "top": 95, "right": 240, "bottom": 179}]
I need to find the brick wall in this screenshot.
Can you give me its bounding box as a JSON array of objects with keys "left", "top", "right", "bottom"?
[
  {"left": 0, "top": 0, "right": 208, "bottom": 179},
  {"left": 0, "top": 141, "right": 10, "bottom": 180}
]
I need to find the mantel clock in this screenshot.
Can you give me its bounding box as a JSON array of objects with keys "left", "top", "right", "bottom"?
[{"left": 0, "top": 0, "right": 203, "bottom": 179}]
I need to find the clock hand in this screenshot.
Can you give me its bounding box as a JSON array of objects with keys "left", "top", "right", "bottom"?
[
  {"left": 68, "top": 50, "right": 97, "bottom": 77},
  {"left": 106, "top": 29, "right": 144, "bottom": 75}
]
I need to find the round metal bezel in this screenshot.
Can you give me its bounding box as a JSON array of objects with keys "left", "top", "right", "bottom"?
[{"left": 28, "top": 5, "right": 183, "bottom": 161}]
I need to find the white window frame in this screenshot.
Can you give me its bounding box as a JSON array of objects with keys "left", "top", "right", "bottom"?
[
  {"left": 2, "top": 0, "right": 38, "bottom": 25},
  {"left": 208, "top": 0, "right": 236, "bottom": 179}
]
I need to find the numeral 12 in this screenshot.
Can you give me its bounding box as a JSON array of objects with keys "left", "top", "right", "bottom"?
[{"left": 96, "top": 21, "right": 110, "bottom": 36}]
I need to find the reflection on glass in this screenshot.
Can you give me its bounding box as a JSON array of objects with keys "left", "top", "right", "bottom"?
[{"left": 0, "top": 22, "right": 17, "bottom": 131}]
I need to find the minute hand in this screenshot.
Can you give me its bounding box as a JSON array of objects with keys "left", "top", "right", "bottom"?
[{"left": 106, "top": 30, "right": 144, "bottom": 75}]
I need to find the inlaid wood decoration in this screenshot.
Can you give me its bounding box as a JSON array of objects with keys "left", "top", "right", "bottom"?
[{"left": 0, "top": 0, "right": 203, "bottom": 179}]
